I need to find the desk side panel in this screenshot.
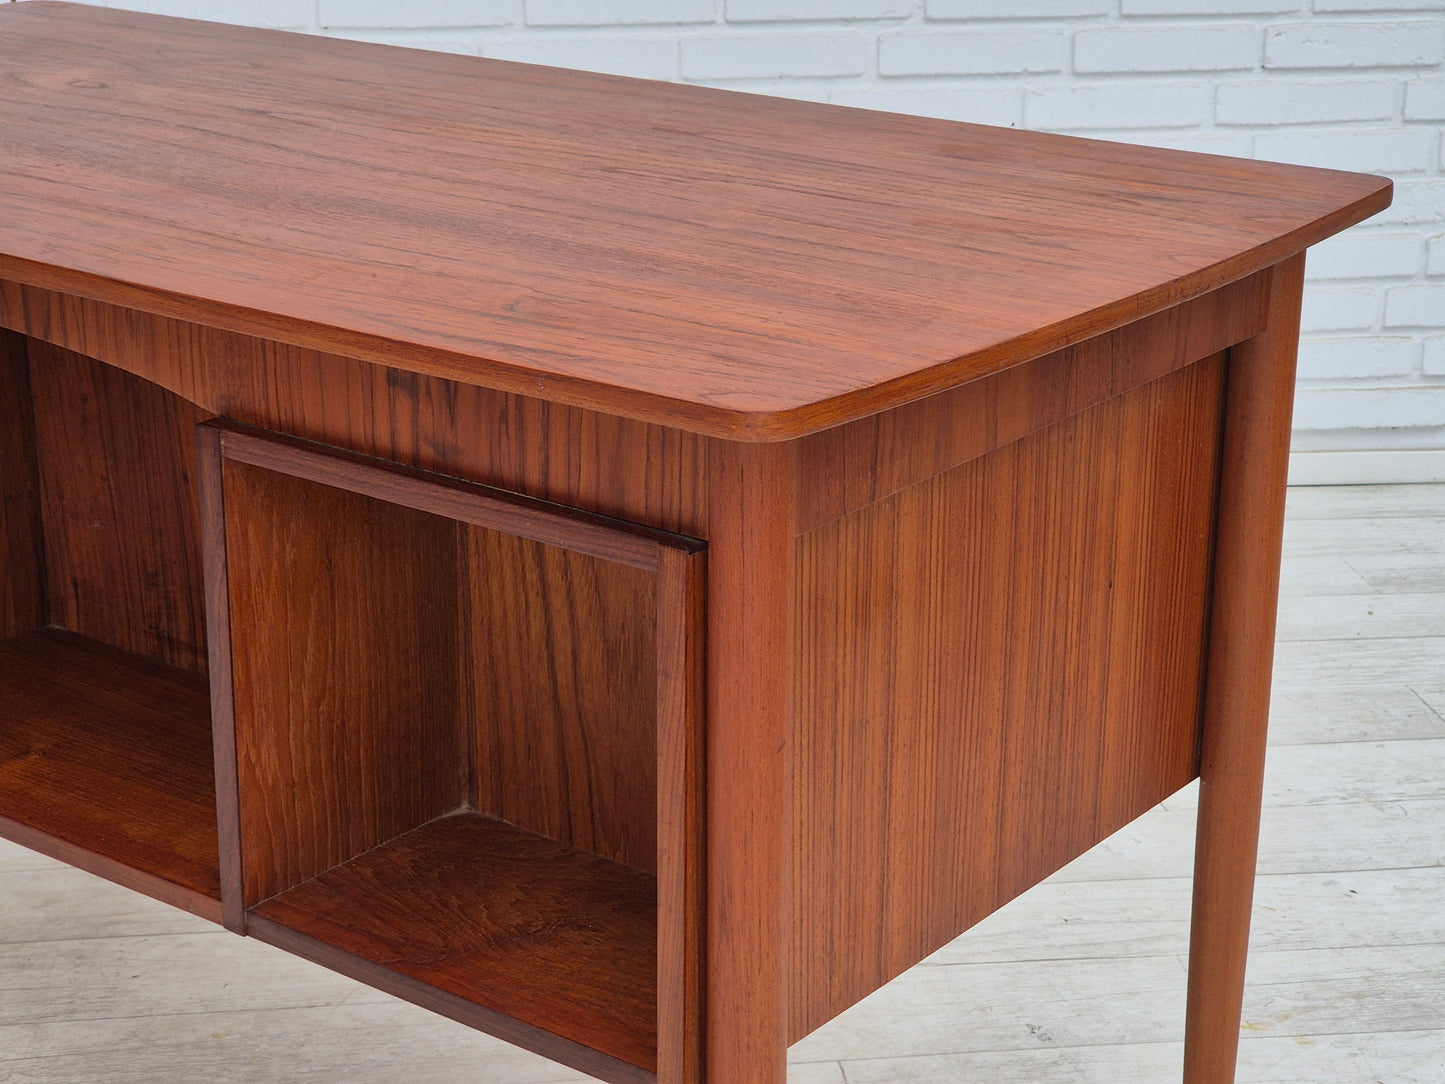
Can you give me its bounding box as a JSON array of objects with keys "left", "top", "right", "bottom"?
[{"left": 791, "top": 355, "right": 1225, "bottom": 1039}]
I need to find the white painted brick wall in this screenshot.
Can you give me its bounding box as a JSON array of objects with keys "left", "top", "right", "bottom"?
[
  {"left": 879, "top": 29, "right": 1067, "bottom": 76},
  {"left": 1073, "top": 25, "right": 1260, "bottom": 73},
  {"left": 63, "top": 0, "right": 1445, "bottom": 480}
]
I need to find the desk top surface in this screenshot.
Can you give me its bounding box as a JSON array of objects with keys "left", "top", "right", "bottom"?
[{"left": 0, "top": 2, "right": 1391, "bottom": 439}]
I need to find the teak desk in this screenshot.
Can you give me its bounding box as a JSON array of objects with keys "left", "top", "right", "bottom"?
[{"left": 0, "top": 4, "right": 1392, "bottom": 1081}]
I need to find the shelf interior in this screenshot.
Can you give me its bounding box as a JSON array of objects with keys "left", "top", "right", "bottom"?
[
  {"left": 250, "top": 811, "right": 658, "bottom": 1071},
  {"left": 0, "top": 628, "right": 220, "bottom": 912}
]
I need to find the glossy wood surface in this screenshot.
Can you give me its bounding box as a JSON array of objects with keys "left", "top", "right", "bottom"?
[
  {"left": 0, "top": 629, "right": 221, "bottom": 920},
  {"left": 0, "top": 2, "right": 1390, "bottom": 438},
  {"left": 792, "top": 356, "right": 1225, "bottom": 1040},
  {"left": 27, "top": 341, "right": 209, "bottom": 672},
  {"left": 248, "top": 812, "right": 658, "bottom": 1083},
  {"left": 1184, "top": 255, "right": 1307, "bottom": 1083}
]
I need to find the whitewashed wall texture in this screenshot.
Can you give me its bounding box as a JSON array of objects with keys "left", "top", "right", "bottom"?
[{"left": 58, "top": 0, "right": 1445, "bottom": 483}]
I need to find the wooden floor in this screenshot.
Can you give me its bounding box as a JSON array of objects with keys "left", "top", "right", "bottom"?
[{"left": 1, "top": 483, "right": 1441, "bottom": 1083}]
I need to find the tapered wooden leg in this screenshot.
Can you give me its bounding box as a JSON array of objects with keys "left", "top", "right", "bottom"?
[
  {"left": 702, "top": 439, "right": 796, "bottom": 1084},
  {"left": 1184, "top": 254, "right": 1306, "bottom": 1083}
]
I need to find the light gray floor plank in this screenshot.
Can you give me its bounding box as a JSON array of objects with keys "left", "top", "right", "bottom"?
[
  {"left": 1051, "top": 795, "right": 1445, "bottom": 882},
  {"left": 1273, "top": 636, "right": 1445, "bottom": 689},
  {"left": 1348, "top": 552, "right": 1445, "bottom": 595},
  {"left": 1275, "top": 591, "right": 1445, "bottom": 641},
  {"left": 1268, "top": 684, "right": 1445, "bottom": 746},
  {"left": 1281, "top": 516, "right": 1445, "bottom": 559},
  {"left": 0, "top": 842, "right": 65, "bottom": 874},
  {"left": 0, "top": 932, "right": 395, "bottom": 1027},
  {"left": 834, "top": 1031, "right": 1445, "bottom": 1084},
  {"left": 1285, "top": 483, "right": 1445, "bottom": 520},
  {"left": 787, "top": 1062, "right": 847, "bottom": 1083},
  {"left": 1417, "top": 685, "right": 1445, "bottom": 718},
  {"left": 791, "top": 945, "right": 1445, "bottom": 1063},
  {"left": 922, "top": 867, "right": 1445, "bottom": 966},
  {"left": 1277, "top": 555, "right": 1376, "bottom": 597},
  {"left": 0, "top": 1004, "right": 591, "bottom": 1084},
  {"left": 0, "top": 865, "right": 217, "bottom": 944}
]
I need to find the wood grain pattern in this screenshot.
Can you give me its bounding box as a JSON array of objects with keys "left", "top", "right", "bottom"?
[
  {"left": 209, "top": 425, "right": 706, "bottom": 1078},
  {"left": 197, "top": 423, "right": 244, "bottom": 933},
  {"left": 223, "top": 460, "right": 468, "bottom": 907},
  {"left": 465, "top": 528, "right": 659, "bottom": 872},
  {"left": 0, "top": 282, "right": 707, "bottom": 538},
  {"left": 0, "top": 330, "right": 44, "bottom": 637},
  {"left": 220, "top": 423, "right": 683, "bottom": 571},
  {"left": 797, "top": 272, "right": 1265, "bottom": 531},
  {"left": 654, "top": 545, "right": 707, "bottom": 1084},
  {"left": 1184, "top": 255, "right": 1306, "bottom": 1084},
  {"left": 791, "top": 356, "right": 1225, "bottom": 1040},
  {"left": 248, "top": 813, "right": 658, "bottom": 1082},
  {"left": 26, "top": 340, "right": 209, "bottom": 672},
  {"left": 0, "top": 11, "right": 1392, "bottom": 1079},
  {"left": 0, "top": 3, "right": 1390, "bottom": 438},
  {"left": 704, "top": 439, "right": 797, "bottom": 1083},
  {"left": 0, "top": 628, "right": 220, "bottom": 921}
]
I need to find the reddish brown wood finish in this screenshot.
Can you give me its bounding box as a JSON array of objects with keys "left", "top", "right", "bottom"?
[
  {"left": 0, "top": 3, "right": 1390, "bottom": 438},
  {"left": 26, "top": 341, "right": 209, "bottom": 672},
  {"left": 704, "top": 439, "right": 796, "bottom": 1084},
  {"left": 797, "top": 272, "right": 1265, "bottom": 530},
  {"left": 655, "top": 545, "right": 707, "bottom": 1084},
  {"left": 792, "top": 356, "right": 1226, "bottom": 1038},
  {"left": 0, "top": 281, "right": 706, "bottom": 538},
  {"left": 466, "top": 530, "right": 659, "bottom": 872},
  {"left": 1184, "top": 255, "right": 1307, "bottom": 1083},
  {"left": 0, "top": 330, "right": 44, "bottom": 637},
  {"left": 250, "top": 814, "right": 659, "bottom": 1082},
  {"left": 0, "top": 629, "right": 221, "bottom": 921},
  {"left": 222, "top": 459, "right": 468, "bottom": 906},
  {"left": 204, "top": 422, "right": 706, "bottom": 1078},
  {"left": 197, "top": 423, "right": 245, "bottom": 932},
  {"left": 0, "top": 9, "right": 1394, "bottom": 1081}
]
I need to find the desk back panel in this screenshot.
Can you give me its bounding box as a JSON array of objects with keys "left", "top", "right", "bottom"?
[
  {"left": 792, "top": 353, "right": 1225, "bottom": 1038},
  {"left": 24, "top": 341, "right": 209, "bottom": 672}
]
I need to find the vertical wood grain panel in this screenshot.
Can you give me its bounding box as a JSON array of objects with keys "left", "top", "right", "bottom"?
[
  {"left": 705, "top": 439, "right": 795, "bottom": 1084},
  {"left": 1185, "top": 255, "right": 1307, "bottom": 1084},
  {"left": 26, "top": 340, "right": 209, "bottom": 671},
  {"left": 792, "top": 357, "right": 1225, "bottom": 1040},
  {"left": 224, "top": 461, "right": 468, "bottom": 906},
  {"left": 466, "top": 528, "right": 659, "bottom": 873},
  {"left": 0, "top": 331, "right": 44, "bottom": 637}
]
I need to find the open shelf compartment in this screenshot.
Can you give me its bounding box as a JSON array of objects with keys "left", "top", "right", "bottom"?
[
  {"left": 202, "top": 421, "right": 705, "bottom": 1084},
  {"left": 0, "top": 333, "right": 220, "bottom": 921}
]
